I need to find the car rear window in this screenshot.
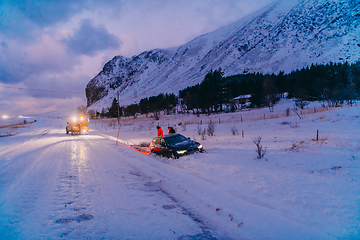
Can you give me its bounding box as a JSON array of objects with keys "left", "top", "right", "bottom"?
[{"left": 165, "top": 135, "right": 188, "bottom": 145}]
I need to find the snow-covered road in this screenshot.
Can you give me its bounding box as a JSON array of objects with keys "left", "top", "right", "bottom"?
[
  {"left": 0, "top": 128, "right": 215, "bottom": 239},
  {"left": 0, "top": 127, "right": 314, "bottom": 239},
  {"left": 1, "top": 102, "right": 359, "bottom": 239}
]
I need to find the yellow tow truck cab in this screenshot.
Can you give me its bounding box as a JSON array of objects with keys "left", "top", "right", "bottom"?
[{"left": 66, "top": 115, "right": 89, "bottom": 135}]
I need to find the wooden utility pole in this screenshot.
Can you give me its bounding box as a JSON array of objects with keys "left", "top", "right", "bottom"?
[{"left": 117, "top": 91, "right": 120, "bottom": 124}]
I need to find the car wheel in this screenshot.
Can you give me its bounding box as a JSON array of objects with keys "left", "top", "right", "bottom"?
[{"left": 172, "top": 152, "right": 179, "bottom": 159}]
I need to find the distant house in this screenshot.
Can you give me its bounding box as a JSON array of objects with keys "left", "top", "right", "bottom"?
[
  {"left": 176, "top": 98, "right": 186, "bottom": 113},
  {"left": 277, "top": 92, "right": 289, "bottom": 98},
  {"left": 231, "top": 94, "right": 252, "bottom": 108}
]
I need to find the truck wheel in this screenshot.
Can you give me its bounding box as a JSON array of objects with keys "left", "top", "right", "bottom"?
[{"left": 71, "top": 131, "right": 74, "bottom": 135}]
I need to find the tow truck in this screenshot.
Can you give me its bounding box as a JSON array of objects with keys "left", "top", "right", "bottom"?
[{"left": 66, "top": 115, "right": 89, "bottom": 135}]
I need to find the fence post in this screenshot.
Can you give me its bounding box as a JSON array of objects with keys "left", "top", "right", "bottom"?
[{"left": 316, "top": 129, "right": 319, "bottom": 141}]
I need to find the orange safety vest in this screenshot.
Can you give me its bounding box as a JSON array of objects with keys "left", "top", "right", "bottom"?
[{"left": 157, "top": 128, "right": 163, "bottom": 137}]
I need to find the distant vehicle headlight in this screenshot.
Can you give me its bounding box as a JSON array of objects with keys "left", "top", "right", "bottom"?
[
  {"left": 177, "top": 150, "right": 187, "bottom": 155},
  {"left": 72, "top": 117, "right": 77, "bottom": 122},
  {"left": 198, "top": 145, "right": 203, "bottom": 149}
]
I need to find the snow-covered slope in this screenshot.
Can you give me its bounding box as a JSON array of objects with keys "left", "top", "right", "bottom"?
[{"left": 86, "top": 0, "right": 360, "bottom": 108}]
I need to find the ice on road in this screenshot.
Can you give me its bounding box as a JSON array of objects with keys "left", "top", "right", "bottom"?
[{"left": 0, "top": 129, "right": 206, "bottom": 239}]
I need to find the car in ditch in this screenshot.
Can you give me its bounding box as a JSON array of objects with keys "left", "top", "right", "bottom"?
[{"left": 149, "top": 133, "right": 203, "bottom": 158}]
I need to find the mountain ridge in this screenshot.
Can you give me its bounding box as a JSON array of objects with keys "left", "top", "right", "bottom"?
[{"left": 86, "top": 0, "right": 360, "bottom": 108}]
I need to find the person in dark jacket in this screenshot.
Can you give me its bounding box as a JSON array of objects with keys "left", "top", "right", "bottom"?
[
  {"left": 156, "top": 126, "right": 163, "bottom": 137},
  {"left": 168, "top": 126, "right": 176, "bottom": 134}
]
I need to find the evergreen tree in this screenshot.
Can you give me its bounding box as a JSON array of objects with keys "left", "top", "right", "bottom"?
[
  {"left": 139, "top": 98, "right": 148, "bottom": 114},
  {"left": 108, "top": 98, "right": 120, "bottom": 118},
  {"left": 124, "top": 104, "right": 140, "bottom": 116},
  {"left": 199, "top": 68, "right": 225, "bottom": 112},
  {"left": 250, "top": 77, "right": 264, "bottom": 107}
]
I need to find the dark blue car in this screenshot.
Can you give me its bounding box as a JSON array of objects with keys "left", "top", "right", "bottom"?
[{"left": 150, "top": 133, "right": 203, "bottom": 158}]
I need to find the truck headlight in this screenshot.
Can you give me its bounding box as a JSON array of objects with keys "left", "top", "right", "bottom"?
[
  {"left": 198, "top": 145, "right": 203, "bottom": 149},
  {"left": 177, "top": 150, "right": 187, "bottom": 155}
]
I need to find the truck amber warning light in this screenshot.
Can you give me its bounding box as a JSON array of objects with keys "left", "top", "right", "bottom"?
[{"left": 66, "top": 115, "right": 89, "bottom": 135}]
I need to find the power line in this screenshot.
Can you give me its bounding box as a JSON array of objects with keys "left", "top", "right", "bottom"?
[{"left": 0, "top": 84, "right": 84, "bottom": 94}]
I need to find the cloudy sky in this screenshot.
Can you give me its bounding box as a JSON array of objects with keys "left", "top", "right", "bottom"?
[{"left": 0, "top": 0, "right": 275, "bottom": 116}]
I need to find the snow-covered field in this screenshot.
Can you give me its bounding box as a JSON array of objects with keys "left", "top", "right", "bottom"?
[{"left": 0, "top": 99, "right": 359, "bottom": 239}]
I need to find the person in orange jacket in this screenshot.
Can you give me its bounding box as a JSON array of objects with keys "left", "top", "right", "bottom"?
[
  {"left": 156, "top": 126, "right": 163, "bottom": 137},
  {"left": 168, "top": 126, "right": 175, "bottom": 134}
]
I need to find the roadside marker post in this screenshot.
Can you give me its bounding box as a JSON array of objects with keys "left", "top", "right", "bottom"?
[{"left": 116, "top": 122, "right": 121, "bottom": 145}]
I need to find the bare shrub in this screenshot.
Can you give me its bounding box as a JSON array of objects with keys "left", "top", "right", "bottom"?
[
  {"left": 197, "top": 125, "right": 202, "bottom": 135},
  {"left": 152, "top": 112, "right": 160, "bottom": 120},
  {"left": 331, "top": 165, "right": 342, "bottom": 170},
  {"left": 87, "top": 109, "right": 96, "bottom": 119},
  {"left": 207, "top": 120, "right": 215, "bottom": 136},
  {"left": 230, "top": 126, "right": 238, "bottom": 135},
  {"left": 292, "top": 107, "right": 302, "bottom": 119},
  {"left": 252, "top": 136, "right": 266, "bottom": 159},
  {"left": 201, "top": 129, "right": 206, "bottom": 140},
  {"left": 292, "top": 100, "right": 308, "bottom": 119},
  {"left": 148, "top": 122, "right": 154, "bottom": 130},
  {"left": 108, "top": 119, "right": 117, "bottom": 129},
  {"left": 295, "top": 99, "right": 308, "bottom": 109},
  {"left": 290, "top": 141, "right": 305, "bottom": 151}
]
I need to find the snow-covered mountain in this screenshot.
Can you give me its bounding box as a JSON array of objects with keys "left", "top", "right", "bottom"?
[{"left": 86, "top": 0, "right": 360, "bottom": 107}]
